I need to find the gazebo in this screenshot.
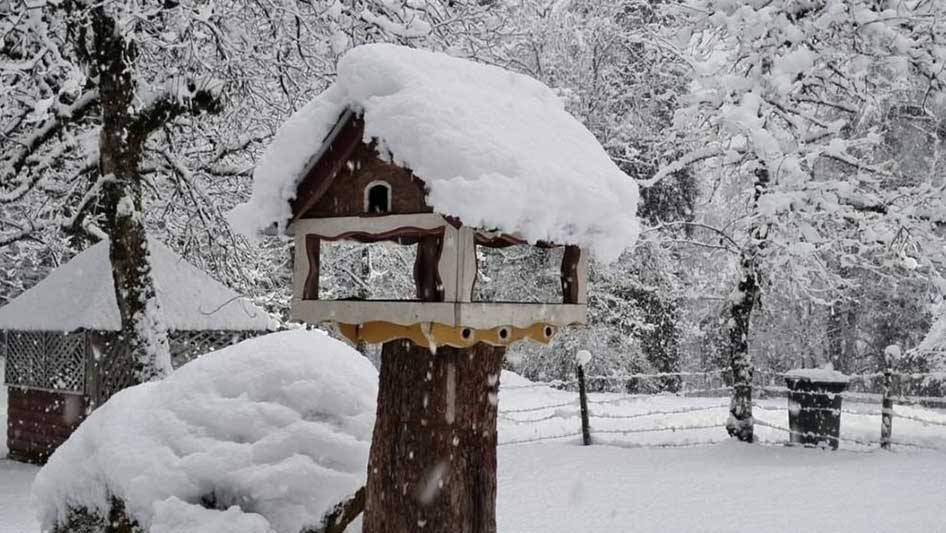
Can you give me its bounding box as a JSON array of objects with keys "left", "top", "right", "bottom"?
[{"left": 0, "top": 238, "right": 275, "bottom": 463}]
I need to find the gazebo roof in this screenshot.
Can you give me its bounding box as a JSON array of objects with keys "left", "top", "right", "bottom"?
[{"left": 0, "top": 239, "right": 275, "bottom": 333}]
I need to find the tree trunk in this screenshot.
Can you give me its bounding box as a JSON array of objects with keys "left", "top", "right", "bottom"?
[
  {"left": 827, "top": 302, "right": 844, "bottom": 371},
  {"left": 826, "top": 267, "right": 857, "bottom": 374},
  {"left": 91, "top": 7, "right": 171, "bottom": 403},
  {"left": 724, "top": 166, "right": 769, "bottom": 443},
  {"left": 725, "top": 253, "right": 757, "bottom": 442},
  {"left": 363, "top": 340, "right": 505, "bottom": 533},
  {"left": 842, "top": 304, "right": 857, "bottom": 372}
]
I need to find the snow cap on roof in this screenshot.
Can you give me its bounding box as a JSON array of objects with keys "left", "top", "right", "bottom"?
[
  {"left": 0, "top": 239, "right": 275, "bottom": 332},
  {"left": 229, "top": 43, "right": 640, "bottom": 262}
]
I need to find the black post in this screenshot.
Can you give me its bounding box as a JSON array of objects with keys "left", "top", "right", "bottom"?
[
  {"left": 880, "top": 347, "right": 896, "bottom": 450},
  {"left": 576, "top": 353, "right": 592, "bottom": 446}
]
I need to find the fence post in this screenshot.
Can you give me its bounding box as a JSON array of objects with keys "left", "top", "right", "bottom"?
[
  {"left": 880, "top": 345, "right": 899, "bottom": 450},
  {"left": 576, "top": 350, "right": 592, "bottom": 446}
]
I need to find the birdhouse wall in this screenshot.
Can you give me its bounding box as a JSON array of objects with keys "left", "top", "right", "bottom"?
[
  {"left": 299, "top": 142, "right": 432, "bottom": 219},
  {"left": 290, "top": 215, "right": 589, "bottom": 330}
]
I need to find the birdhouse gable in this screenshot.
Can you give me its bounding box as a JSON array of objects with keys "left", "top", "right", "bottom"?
[{"left": 290, "top": 109, "right": 432, "bottom": 221}]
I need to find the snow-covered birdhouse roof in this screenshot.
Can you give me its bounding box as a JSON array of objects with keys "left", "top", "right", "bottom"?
[
  {"left": 0, "top": 239, "right": 276, "bottom": 332},
  {"left": 229, "top": 43, "right": 640, "bottom": 262}
]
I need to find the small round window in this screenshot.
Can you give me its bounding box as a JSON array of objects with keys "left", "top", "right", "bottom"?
[{"left": 365, "top": 181, "right": 391, "bottom": 214}]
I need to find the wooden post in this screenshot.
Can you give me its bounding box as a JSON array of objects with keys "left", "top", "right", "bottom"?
[
  {"left": 561, "top": 245, "right": 582, "bottom": 304},
  {"left": 880, "top": 346, "right": 897, "bottom": 450},
  {"left": 576, "top": 350, "right": 592, "bottom": 446},
  {"left": 414, "top": 236, "right": 444, "bottom": 301},
  {"left": 303, "top": 235, "right": 320, "bottom": 300}
]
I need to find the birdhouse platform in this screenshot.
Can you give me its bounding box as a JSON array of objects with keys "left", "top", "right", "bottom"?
[{"left": 290, "top": 213, "right": 588, "bottom": 348}]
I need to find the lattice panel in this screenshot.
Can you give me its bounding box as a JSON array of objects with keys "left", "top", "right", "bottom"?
[
  {"left": 4, "top": 331, "right": 85, "bottom": 391},
  {"left": 5, "top": 331, "right": 47, "bottom": 388},
  {"left": 90, "top": 334, "right": 135, "bottom": 407},
  {"left": 4, "top": 329, "right": 263, "bottom": 398},
  {"left": 169, "top": 330, "right": 256, "bottom": 368},
  {"left": 45, "top": 333, "right": 86, "bottom": 391}
]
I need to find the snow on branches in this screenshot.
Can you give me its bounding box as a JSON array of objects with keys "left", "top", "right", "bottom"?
[{"left": 665, "top": 0, "right": 946, "bottom": 294}]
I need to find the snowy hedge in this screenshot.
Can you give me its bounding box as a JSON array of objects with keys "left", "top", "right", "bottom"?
[{"left": 32, "top": 330, "right": 378, "bottom": 533}]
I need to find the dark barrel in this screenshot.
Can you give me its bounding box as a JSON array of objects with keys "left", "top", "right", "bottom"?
[{"left": 784, "top": 369, "right": 849, "bottom": 450}]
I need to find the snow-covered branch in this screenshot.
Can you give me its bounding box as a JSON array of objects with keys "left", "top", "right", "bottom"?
[
  {"left": 640, "top": 145, "right": 724, "bottom": 188},
  {"left": 0, "top": 90, "right": 99, "bottom": 203},
  {"left": 130, "top": 88, "right": 222, "bottom": 143}
]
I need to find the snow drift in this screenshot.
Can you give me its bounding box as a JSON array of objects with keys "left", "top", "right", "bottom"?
[
  {"left": 32, "top": 329, "right": 378, "bottom": 533},
  {"left": 230, "top": 44, "right": 640, "bottom": 262}
]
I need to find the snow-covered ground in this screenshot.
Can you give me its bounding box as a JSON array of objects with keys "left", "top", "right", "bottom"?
[
  {"left": 3, "top": 367, "right": 946, "bottom": 532},
  {"left": 496, "top": 441, "right": 946, "bottom": 533}
]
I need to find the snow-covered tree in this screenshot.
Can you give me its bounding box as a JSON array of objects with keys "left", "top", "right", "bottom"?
[
  {"left": 485, "top": 0, "right": 696, "bottom": 384},
  {"left": 663, "top": 0, "right": 946, "bottom": 441},
  {"left": 1, "top": 0, "right": 499, "bottom": 397}
]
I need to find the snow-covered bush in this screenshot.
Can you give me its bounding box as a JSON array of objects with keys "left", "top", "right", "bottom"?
[{"left": 32, "top": 329, "right": 378, "bottom": 533}]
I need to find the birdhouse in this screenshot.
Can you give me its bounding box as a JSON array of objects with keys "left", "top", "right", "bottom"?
[
  {"left": 230, "top": 44, "right": 640, "bottom": 350},
  {"left": 229, "top": 44, "right": 641, "bottom": 532},
  {"left": 286, "top": 108, "right": 588, "bottom": 349}
]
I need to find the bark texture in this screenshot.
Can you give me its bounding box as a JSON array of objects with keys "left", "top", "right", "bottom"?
[
  {"left": 92, "top": 7, "right": 172, "bottom": 399},
  {"left": 826, "top": 289, "right": 857, "bottom": 374},
  {"left": 724, "top": 166, "right": 769, "bottom": 443},
  {"left": 363, "top": 340, "right": 505, "bottom": 533},
  {"left": 77, "top": 6, "right": 219, "bottom": 403},
  {"left": 725, "top": 254, "right": 757, "bottom": 442}
]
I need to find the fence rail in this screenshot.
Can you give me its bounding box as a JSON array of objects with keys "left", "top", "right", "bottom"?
[
  {"left": 497, "top": 366, "right": 946, "bottom": 451},
  {"left": 511, "top": 368, "right": 946, "bottom": 393}
]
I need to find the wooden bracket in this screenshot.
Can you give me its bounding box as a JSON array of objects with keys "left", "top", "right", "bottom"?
[{"left": 337, "top": 321, "right": 558, "bottom": 350}]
